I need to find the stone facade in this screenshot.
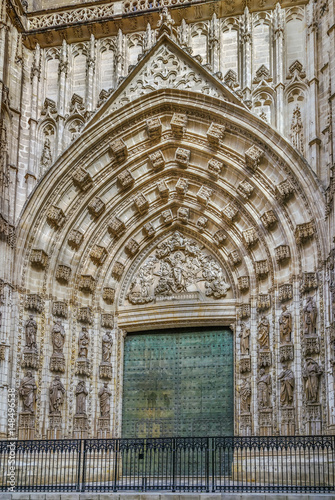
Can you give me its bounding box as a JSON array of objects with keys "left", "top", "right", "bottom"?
[{"left": 0, "top": 0, "right": 334, "bottom": 439}]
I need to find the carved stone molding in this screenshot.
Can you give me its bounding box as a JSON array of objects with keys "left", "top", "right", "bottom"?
[
  {"left": 196, "top": 216, "right": 207, "bottom": 231},
  {"left": 88, "top": 197, "right": 105, "bottom": 218},
  {"left": 222, "top": 203, "right": 238, "bottom": 222},
  {"left": 162, "top": 209, "right": 173, "bottom": 225},
  {"left": 207, "top": 122, "right": 225, "bottom": 146},
  {"left": 276, "top": 179, "right": 294, "bottom": 202},
  {"left": 295, "top": 221, "right": 315, "bottom": 244},
  {"left": 101, "top": 313, "right": 114, "bottom": 328},
  {"left": 303, "top": 335, "right": 320, "bottom": 356},
  {"left": 228, "top": 250, "right": 242, "bottom": 266},
  {"left": 207, "top": 158, "right": 222, "bottom": 179},
  {"left": 300, "top": 272, "right": 318, "bottom": 292},
  {"left": 258, "top": 351, "right": 272, "bottom": 368},
  {"left": 50, "top": 354, "right": 65, "bottom": 373},
  {"left": 53, "top": 301, "right": 67, "bottom": 318},
  {"left": 239, "top": 413, "right": 252, "bottom": 435},
  {"left": 177, "top": 207, "right": 189, "bottom": 224},
  {"left": 90, "top": 245, "right": 108, "bottom": 266},
  {"left": 245, "top": 145, "right": 264, "bottom": 170},
  {"left": 278, "top": 283, "right": 293, "bottom": 302},
  {"left": 47, "top": 206, "right": 66, "bottom": 229},
  {"left": 118, "top": 169, "right": 135, "bottom": 190},
  {"left": 281, "top": 407, "right": 295, "bottom": 435},
  {"left": 77, "top": 307, "right": 93, "bottom": 325},
  {"left": 110, "top": 138, "right": 127, "bottom": 162},
  {"left": 49, "top": 415, "right": 62, "bottom": 432},
  {"left": 21, "top": 350, "right": 39, "bottom": 370},
  {"left": 68, "top": 229, "right": 84, "bottom": 249},
  {"left": 256, "top": 294, "right": 271, "bottom": 311},
  {"left": 239, "top": 303, "right": 251, "bottom": 318},
  {"left": 99, "top": 363, "right": 113, "bottom": 380},
  {"left": 175, "top": 148, "right": 190, "bottom": 168},
  {"left": 19, "top": 413, "right": 35, "bottom": 438},
  {"left": 125, "top": 238, "right": 140, "bottom": 256},
  {"left": 213, "top": 230, "right": 226, "bottom": 247},
  {"left": 157, "top": 180, "right": 169, "bottom": 198},
  {"left": 102, "top": 287, "right": 115, "bottom": 304},
  {"left": 72, "top": 167, "right": 93, "bottom": 191},
  {"left": 30, "top": 249, "right": 48, "bottom": 269},
  {"left": 73, "top": 415, "right": 88, "bottom": 434},
  {"left": 197, "top": 185, "right": 212, "bottom": 205},
  {"left": 239, "top": 356, "right": 251, "bottom": 373},
  {"left": 0, "top": 345, "right": 6, "bottom": 361},
  {"left": 146, "top": 117, "right": 162, "bottom": 140},
  {"left": 149, "top": 150, "right": 165, "bottom": 170},
  {"left": 171, "top": 113, "right": 187, "bottom": 136},
  {"left": 56, "top": 265, "right": 71, "bottom": 284},
  {"left": 260, "top": 210, "right": 277, "bottom": 229},
  {"left": 237, "top": 276, "right": 249, "bottom": 292},
  {"left": 275, "top": 245, "right": 291, "bottom": 263},
  {"left": 134, "top": 193, "right": 149, "bottom": 214},
  {"left": 78, "top": 275, "right": 96, "bottom": 293},
  {"left": 144, "top": 222, "right": 155, "bottom": 237},
  {"left": 279, "top": 343, "right": 294, "bottom": 362},
  {"left": 108, "top": 217, "right": 126, "bottom": 237},
  {"left": 242, "top": 227, "right": 258, "bottom": 247},
  {"left": 175, "top": 178, "right": 188, "bottom": 195},
  {"left": 98, "top": 416, "right": 110, "bottom": 433},
  {"left": 112, "top": 261, "right": 125, "bottom": 280},
  {"left": 75, "top": 358, "right": 91, "bottom": 376},
  {"left": 259, "top": 409, "right": 273, "bottom": 436},
  {"left": 237, "top": 180, "right": 254, "bottom": 200},
  {"left": 25, "top": 294, "right": 43, "bottom": 313},
  {"left": 255, "top": 260, "right": 269, "bottom": 278}
]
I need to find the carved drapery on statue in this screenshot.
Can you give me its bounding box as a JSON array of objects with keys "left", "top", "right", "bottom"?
[{"left": 126, "top": 231, "right": 230, "bottom": 304}]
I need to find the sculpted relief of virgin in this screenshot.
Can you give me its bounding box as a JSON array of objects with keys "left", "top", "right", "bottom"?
[{"left": 126, "top": 231, "right": 231, "bottom": 304}]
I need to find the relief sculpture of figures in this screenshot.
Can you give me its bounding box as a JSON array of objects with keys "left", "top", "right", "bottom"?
[
  {"left": 102, "top": 331, "right": 113, "bottom": 363},
  {"left": 239, "top": 323, "right": 250, "bottom": 355},
  {"left": 278, "top": 364, "right": 295, "bottom": 407},
  {"left": 257, "top": 369, "right": 272, "bottom": 408},
  {"left": 258, "top": 315, "right": 270, "bottom": 350},
  {"left": 25, "top": 315, "right": 38, "bottom": 351},
  {"left": 279, "top": 305, "right": 292, "bottom": 343},
  {"left": 303, "top": 358, "right": 323, "bottom": 403},
  {"left": 98, "top": 382, "right": 112, "bottom": 418},
  {"left": 19, "top": 371, "right": 37, "bottom": 413},
  {"left": 51, "top": 320, "right": 65, "bottom": 356},
  {"left": 49, "top": 376, "right": 65, "bottom": 415},
  {"left": 239, "top": 378, "right": 251, "bottom": 413},
  {"left": 75, "top": 380, "right": 88, "bottom": 415},
  {"left": 78, "top": 327, "right": 89, "bottom": 359},
  {"left": 303, "top": 297, "right": 317, "bottom": 335}
]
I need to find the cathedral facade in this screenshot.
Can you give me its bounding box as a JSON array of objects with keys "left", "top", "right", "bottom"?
[{"left": 0, "top": 0, "right": 334, "bottom": 440}]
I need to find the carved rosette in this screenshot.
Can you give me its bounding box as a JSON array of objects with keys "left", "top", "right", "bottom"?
[
  {"left": 30, "top": 249, "right": 48, "bottom": 269},
  {"left": 279, "top": 344, "right": 294, "bottom": 362},
  {"left": 99, "top": 363, "right": 113, "bottom": 380},
  {"left": 207, "top": 159, "right": 222, "bottom": 179},
  {"left": 103, "top": 286, "right": 115, "bottom": 304}
]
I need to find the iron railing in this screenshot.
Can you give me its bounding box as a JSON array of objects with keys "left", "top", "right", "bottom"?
[{"left": 0, "top": 436, "right": 334, "bottom": 493}]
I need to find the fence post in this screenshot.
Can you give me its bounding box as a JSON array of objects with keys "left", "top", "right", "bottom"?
[
  {"left": 172, "top": 437, "right": 176, "bottom": 492},
  {"left": 80, "top": 439, "right": 87, "bottom": 492},
  {"left": 206, "top": 437, "right": 210, "bottom": 492},
  {"left": 212, "top": 437, "right": 215, "bottom": 492},
  {"left": 113, "top": 438, "right": 118, "bottom": 492}
]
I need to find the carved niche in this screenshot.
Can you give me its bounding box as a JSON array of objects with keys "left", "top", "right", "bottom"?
[
  {"left": 303, "top": 297, "right": 319, "bottom": 355},
  {"left": 207, "top": 122, "right": 225, "bottom": 146},
  {"left": 30, "top": 249, "right": 48, "bottom": 269},
  {"left": 245, "top": 145, "right": 264, "bottom": 170},
  {"left": 22, "top": 316, "right": 39, "bottom": 370},
  {"left": 207, "top": 159, "right": 222, "bottom": 179},
  {"left": 175, "top": 148, "right": 190, "bottom": 168},
  {"left": 126, "top": 231, "right": 231, "bottom": 305}
]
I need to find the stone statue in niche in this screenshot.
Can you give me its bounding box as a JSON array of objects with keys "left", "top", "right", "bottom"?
[
  {"left": 25, "top": 315, "right": 38, "bottom": 351},
  {"left": 19, "top": 371, "right": 37, "bottom": 413},
  {"left": 257, "top": 369, "right": 272, "bottom": 408},
  {"left": 239, "top": 323, "right": 250, "bottom": 356},
  {"left": 102, "top": 331, "right": 113, "bottom": 363},
  {"left": 279, "top": 305, "right": 292, "bottom": 343},
  {"left": 75, "top": 380, "right": 88, "bottom": 416},
  {"left": 99, "top": 382, "right": 112, "bottom": 418},
  {"left": 303, "top": 358, "right": 323, "bottom": 403},
  {"left": 78, "top": 327, "right": 89, "bottom": 358},
  {"left": 49, "top": 376, "right": 65, "bottom": 415},
  {"left": 50, "top": 320, "right": 66, "bottom": 372},
  {"left": 303, "top": 297, "right": 317, "bottom": 336},
  {"left": 258, "top": 315, "right": 270, "bottom": 350},
  {"left": 239, "top": 378, "right": 251, "bottom": 413},
  {"left": 278, "top": 364, "right": 295, "bottom": 407}
]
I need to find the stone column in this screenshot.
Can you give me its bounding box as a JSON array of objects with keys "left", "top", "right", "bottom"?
[
  {"left": 209, "top": 13, "right": 220, "bottom": 73},
  {"left": 273, "top": 3, "right": 285, "bottom": 134},
  {"left": 26, "top": 44, "right": 41, "bottom": 194},
  {"left": 56, "top": 40, "right": 68, "bottom": 156},
  {"left": 86, "top": 34, "right": 96, "bottom": 111},
  {"left": 241, "top": 7, "right": 252, "bottom": 103}
]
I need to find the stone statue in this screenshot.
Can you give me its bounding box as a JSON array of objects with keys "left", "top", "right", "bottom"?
[
  {"left": 257, "top": 368, "right": 272, "bottom": 408},
  {"left": 102, "top": 331, "right": 113, "bottom": 363},
  {"left": 258, "top": 315, "right": 270, "bottom": 350},
  {"left": 303, "top": 358, "right": 323, "bottom": 403},
  {"left": 303, "top": 297, "right": 317, "bottom": 335},
  {"left": 49, "top": 376, "right": 65, "bottom": 415},
  {"left": 278, "top": 365, "right": 294, "bottom": 407},
  {"left": 51, "top": 320, "right": 65, "bottom": 355},
  {"left": 279, "top": 305, "right": 292, "bottom": 344},
  {"left": 239, "top": 323, "right": 250, "bottom": 355},
  {"left": 75, "top": 380, "right": 88, "bottom": 416},
  {"left": 19, "top": 371, "right": 37, "bottom": 413},
  {"left": 240, "top": 378, "right": 251, "bottom": 413},
  {"left": 25, "top": 315, "right": 38, "bottom": 351},
  {"left": 98, "top": 382, "right": 112, "bottom": 418},
  {"left": 78, "top": 327, "right": 89, "bottom": 359}
]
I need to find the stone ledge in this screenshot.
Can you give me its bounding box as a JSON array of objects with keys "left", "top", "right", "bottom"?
[{"left": 8, "top": 493, "right": 335, "bottom": 500}]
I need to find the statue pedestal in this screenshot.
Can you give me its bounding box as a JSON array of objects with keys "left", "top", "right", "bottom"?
[
  {"left": 48, "top": 414, "right": 62, "bottom": 438},
  {"left": 50, "top": 354, "right": 65, "bottom": 372},
  {"left": 98, "top": 417, "right": 111, "bottom": 438},
  {"left": 73, "top": 414, "right": 88, "bottom": 438},
  {"left": 303, "top": 335, "right": 320, "bottom": 355},
  {"left": 75, "top": 358, "right": 91, "bottom": 376},
  {"left": 240, "top": 412, "right": 252, "bottom": 435},
  {"left": 21, "top": 349, "right": 39, "bottom": 369},
  {"left": 281, "top": 406, "right": 295, "bottom": 435},
  {"left": 306, "top": 403, "right": 322, "bottom": 434},
  {"left": 259, "top": 409, "right": 273, "bottom": 436},
  {"left": 99, "top": 363, "right": 113, "bottom": 379},
  {"left": 18, "top": 412, "right": 35, "bottom": 439},
  {"left": 279, "top": 343, "right": 294, "bottom": 362},
  {"left": 258, "top": 350, "right": 272, "bottom": 368},
  {"left": 239, "top": 356, "right": 251, "bottom": 373}
]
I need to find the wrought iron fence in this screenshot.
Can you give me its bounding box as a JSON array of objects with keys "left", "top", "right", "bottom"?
[{"left": 0, "top": 436, "right": 334, "bottom": 493}]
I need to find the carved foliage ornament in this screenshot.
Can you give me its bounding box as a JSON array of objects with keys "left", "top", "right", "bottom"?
[{"left": 126, "top": 231, "right": 230, "bottom": 304}]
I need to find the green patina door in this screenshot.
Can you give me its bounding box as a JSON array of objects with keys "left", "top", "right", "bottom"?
[{"left": 122, "top": 327, "right": 234, "bottom": 438}]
